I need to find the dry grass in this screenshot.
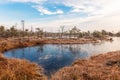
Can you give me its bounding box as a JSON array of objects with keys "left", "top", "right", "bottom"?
[
  {"left": 40, "top": 38, "right": 98, "bottom": 44},
  {"left": 0, "top": 38, "right": 99, "bottom": 52},
  {"left": 0, "top": 38, "right": 118, "bottom": 80},
  {"left": 0, "top": 39, "right": 40, "bottom": 52},
  {"left": 0, "top": 51, "right": 120, "bottom": 80},
  {"left": 51, "top": 51, "right": 120, "bottom": 80},
  {"left": 0, "top": 54, "right": 47, "bottom": 80}
]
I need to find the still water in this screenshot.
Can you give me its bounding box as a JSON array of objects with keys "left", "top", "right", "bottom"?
[{"left": 4, "top": 37, "right": 120, "bottom": 75}]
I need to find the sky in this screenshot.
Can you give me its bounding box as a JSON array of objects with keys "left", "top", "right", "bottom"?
[{"left": 0, "top": 0, "right": 120, "bottom": 32}]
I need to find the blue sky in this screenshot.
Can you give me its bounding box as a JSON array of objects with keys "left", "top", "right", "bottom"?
[{"left": 0, "top": 0, "right": 120, "bottom": 32}]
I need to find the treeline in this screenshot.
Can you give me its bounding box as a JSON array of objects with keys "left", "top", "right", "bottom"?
[
  {"left": 0, "top": 25, "right": 36, "bottom": 38},
  {"left": 0, "top": 25, "right": 120, "bottom": 38}
]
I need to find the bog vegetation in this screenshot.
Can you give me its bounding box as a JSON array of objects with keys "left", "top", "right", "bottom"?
[
  {"left": 0, "top": 25, "right": 120, "bottom": 39},
  {"left": 51, "top": 51, "right": 120, "bottom": 80},
  {"left": 0, "top": 25, "right": 120, "bottom": 80},
  {"left": 0, "top": 54, "right": 47, "bottom": 80},
  {"left": 0, "top": 51, "right": 120, "bottom": 80}
]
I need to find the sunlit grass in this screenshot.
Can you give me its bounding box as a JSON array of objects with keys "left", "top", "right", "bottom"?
[
  {"left": 51, "top": 51, "right": 120, "bottom": 80},
  {"left": 0, "top": 54, "right": 47, "bottom": 80}
]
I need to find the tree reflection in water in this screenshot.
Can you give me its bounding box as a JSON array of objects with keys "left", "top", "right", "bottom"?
[{"left": 37, "top": 44, "right": 44, "bottom": 53}]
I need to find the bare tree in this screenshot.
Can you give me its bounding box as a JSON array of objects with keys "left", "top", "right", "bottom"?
[
  {"left": 21, "top": 20, "right": 25, "bottom": 37},
  {"left": 60, "top": 26, "right": 65, "bottom": 38}
]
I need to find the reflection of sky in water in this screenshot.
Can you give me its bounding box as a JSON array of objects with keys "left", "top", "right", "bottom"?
[{"left": 4, "top": 37, "right": 120, "bottom": 75}]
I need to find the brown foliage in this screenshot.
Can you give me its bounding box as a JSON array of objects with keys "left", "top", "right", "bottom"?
[
  {"left": 0, "top": 54, "right": 47, "bottom": 80},
  {"left": 0, "top": 38, "right": 119, "bottom": 80},
  {"left": 51, "top": 51, "right": 120, "bottom": 80},
  {"left": 0, "top": 38, "right": 98, "bottom": 53}
]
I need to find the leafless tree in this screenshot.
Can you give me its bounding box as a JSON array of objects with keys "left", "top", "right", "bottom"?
[{"left": 60, "top": 26, "right": 65, "bottom": 38}]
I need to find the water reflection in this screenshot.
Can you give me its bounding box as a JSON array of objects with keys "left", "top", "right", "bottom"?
[
  {"left": 37, "top": 44, "right": 44, "bottom": 53},
  {"left": 4, "top": 37, "right": 120, "bottom": 75}
]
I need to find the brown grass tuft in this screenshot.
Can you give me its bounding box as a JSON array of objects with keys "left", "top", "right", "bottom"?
[
  {"left": 0, "top": 54, "right": 47, "bottom": 80},
  {"left": 51, "top": 51, "right": 120, "bottom": 80}
]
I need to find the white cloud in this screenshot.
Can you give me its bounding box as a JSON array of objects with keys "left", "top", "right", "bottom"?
[
  {"left": 62, "top": 0, "right": 100, "bottom": 15},
  {"left": 33, "top": 6, "right": 64, "bottom": 15},
  {"left": 56, "top": 0, "right": 120, "bottom": 17},
  {"left": 7, "top": 0, "right": 64, "bottom": 15},
  {"left": 2, "top": 0, "right": 120, "bottom": 16},
  {"left": 71, "top": 8, "right": 81, "bottom": 13},
  {"left": 56, "top": 10, "right": 64, "bottom": 14},
  {"left": 35, "top": 6, "right": 53, "bottom": 15}
]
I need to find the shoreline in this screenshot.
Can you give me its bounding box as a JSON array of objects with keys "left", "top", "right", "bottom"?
[
  {"left": 0, "top": 38, "right": 102, "bottom": 53},
  {"left": 51, "top": 51, "right": 120, "bottom": 80},
  {"left": 0, "top": 37, "right": 117, "bottom": 80},
  {"left": 1, "top": 50, "right": 120, "bottom": 80}
]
